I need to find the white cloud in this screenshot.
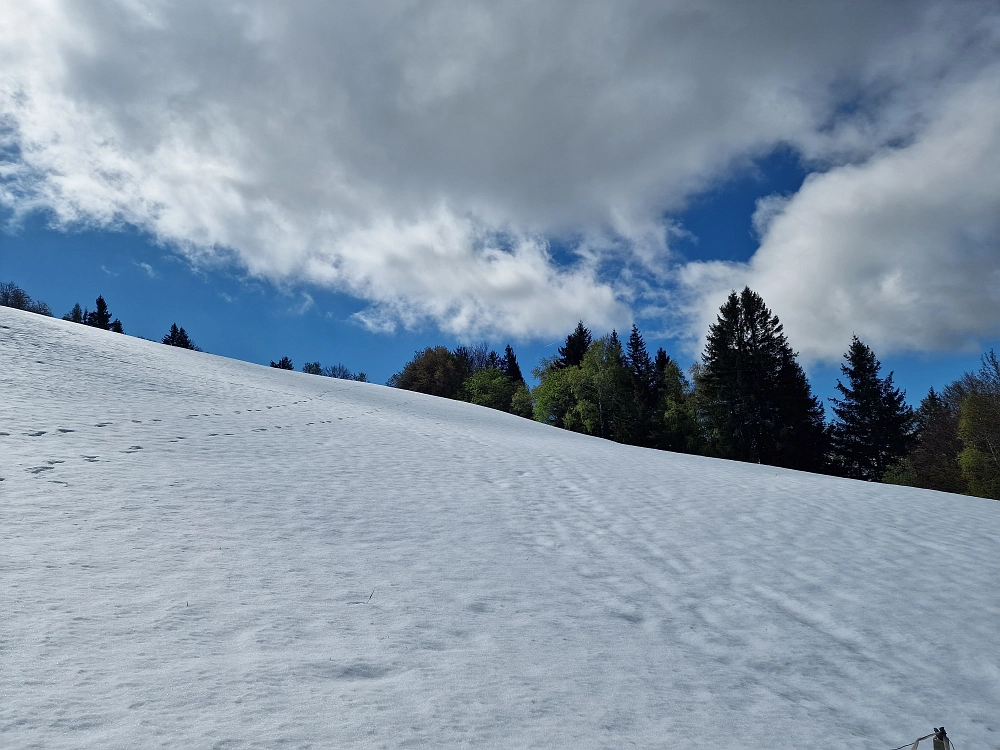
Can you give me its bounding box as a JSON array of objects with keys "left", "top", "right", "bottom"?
[
  {"left": 2, "top": 0, "right": 999, "bottom": 343},
  {"left": 135, "top": 261, "right": 157, "bottom": 278},
  {"left": 680, "top": 63, "right": 1000, "bottom": 361}
]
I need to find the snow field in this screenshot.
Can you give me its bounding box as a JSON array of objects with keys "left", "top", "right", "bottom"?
[{"left": 2, "top": 307, "right": 999, "bottom": 748}]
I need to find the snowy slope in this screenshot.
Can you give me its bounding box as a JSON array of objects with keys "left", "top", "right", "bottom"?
[{"left": 2, "top": 307, "right": 999, "bottom": 750}]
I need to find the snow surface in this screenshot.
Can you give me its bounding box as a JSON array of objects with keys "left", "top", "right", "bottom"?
[{"left": 2, "top": 306, "right": 999, "bottom": 749}]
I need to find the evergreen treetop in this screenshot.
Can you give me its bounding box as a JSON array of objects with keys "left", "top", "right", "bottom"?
[
  {"left": 502, "top": 344, "right": 525, "bottom": 384},
  {"left": 162, "top": 323, "right": 198, "bottom": 350},
  {"left": 556, "top": 321, "right": 592, "bottom": 369},
  {"left": 697, "top": 287, "right": 826, "bottom": 470},
  {"left": 830, "top": 336, "right": 915, "bottom": 480}
]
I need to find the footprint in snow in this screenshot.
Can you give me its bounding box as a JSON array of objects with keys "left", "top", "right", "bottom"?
[
  {"left": 25, "top": 431, "right": 46, "bottom": 437},
  {"left": 57, "top": 428, "right": 75, "bottom": 433},
  {"left": 0, "top": 432, "right": 9, "bottom": 436},
  {"left": 121, "top": 446, "right": 143, "bottom": 454},
  {"left": 26, "top": 466, "right": 54, "bottom": 474},
  {"left": 95, "top": 423, "right": 112, "bottom": 428},
  {"left": 252, "top": 428, "right": 267, "bottom": 432},
  {"left": 81, "top": 456, "right": 100, "bottom": 463}
]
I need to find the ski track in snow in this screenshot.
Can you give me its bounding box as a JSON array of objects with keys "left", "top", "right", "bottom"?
[{"left": 2, "top": 307, "right": 999, "bottom": 749}]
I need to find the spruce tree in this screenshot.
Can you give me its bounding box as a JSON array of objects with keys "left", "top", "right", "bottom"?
[
  {"left": 830, "top": 337, "right": 915, "bottom": 480},
  {"left": 270, "top": 356, "right": 294, "bottom": 370},
  {"left": 502, "top": 344, "right": 525, "bottom": 384},
  {"left": 162, "top": 323, "right": 198, "bottom": 350},
  {"left": 83, "top": 295, "right": 124, "bottom": 333},
  {"left": 624, "top": 324, "right": 656, "bottom": 444},
  {"left": 556, "top": 322, "right": 592, "bottom": 369},
  {"left": 89, "top": 296, "right": 112, "bottom": 329},
  {"left": 625, "top": 325, "right": 656, "bottom": 407},
  {"left": 63, "top": 303, "right": 84, "bottom": 323},
  {"left": 697, "top": 287, "right": 826, "bottom": 470}
]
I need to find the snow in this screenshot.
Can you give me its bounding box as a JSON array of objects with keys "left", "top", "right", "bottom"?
[{"left": 2, "top": 306, "right": 999, "bottom": 749}]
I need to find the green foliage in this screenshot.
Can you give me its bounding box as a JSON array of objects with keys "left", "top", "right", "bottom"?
[
  {"left": 302, "top": 361, "right": 322, "bottom": 375},
  {"left": 651, "top": 351, "right": 702, "bottom": 453},
  {"left": 458, "top": 368, "right": 519, "bottom": 411},
  {"left": 532, "top": 359, "right": 582, "bottom": 428},
  {"left": 957, "top": 383, "right": 1000, "bottom": 499},
  {"left": 831, "top": 337, "right": 915, "bottom": 480},
  {"left": 389, "top": 346, "right": 467, "bottom": 397},
  {"left": 510, "top": 382, "right": 533, "bottom": 418},
  {"left": 696, "top": 287, "right": 826, "bottom": 470},
  {"left": 0, "top": 282, "right": 52, "bottom": 316},
  {"left": 881, "top": 458, "right": 919, "bottom": 487},
  {"left": 162, "top": 323, "right": 199, "bottom": 350},
  {"left": 571, "top": 333, "right": 634, "bottom": 441},
  {"left": 270, "top": 356, "right": 294, "bottom": 370},
  {"left": 888, "top": 387, "right": 966, "bottom": 493}
]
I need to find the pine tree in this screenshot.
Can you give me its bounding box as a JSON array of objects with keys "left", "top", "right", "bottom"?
[
  {"left": 624, "top": 325, "right": 657, "bottom": 444},
  {"left": 830, "top": 337, "right": 915, "bottom": 480},
  {"left": 88, "top": 295, "right": 113, "bottom": 329},
  {"left": 63, "top": 303, "right": 84, "bottom": 323},
  {"left": 697, "top": 287, "right": 826, "bottom": 470},
  {"left": 556, "top": 322, "right": 592, "bottom": 369},
  {"left": 625, "top": 325, "right": 656, "bottom": 407},
  {"left": 502, "top": 344, "right": 525, "bottom": 384},
  {"left": 270, "top": 356, "right": 294, "bottom": 370},
  {"left": 162, "top": 323, "right": 198, "bottom": 350},
  {"left": 83, "top": 295, "right": 124, "bottom": 333}
]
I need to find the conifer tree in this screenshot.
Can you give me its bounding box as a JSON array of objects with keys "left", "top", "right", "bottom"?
[
  {"left": 162, "top": 323, "right": 198, "bottom": 350},
  {"left": 697, "top": 287, "right": 826, "bottom": 470},
  {"left": 502, "top": 344, "right": 525, "bottom": 384},
  {"left": 651, "top": 348, "right": 702, "bottom": 453},
  {"left": 63, "top": 303, "right": 84, "bottom": 323},
  {"left": 270, "top": 356, "right": 294, "bottom": 370},
  {"left": 82, "top": 295, "right": 125, "bottom": 333},
  {"left": 830, "top": 337, "right": 915, "bottom": 480},
  {"left": 556, "top": 322, "right": 592, "bottom": 369},
  {"left": 88, "top": 295, "right": 112, "bottom": 329},
  {"left": 626, "top": 325, "right": 656, "bottom": 408}
]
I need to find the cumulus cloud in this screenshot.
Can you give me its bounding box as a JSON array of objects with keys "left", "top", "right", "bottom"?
[
  {"left": 1, "top": 0, "right": 999, "bottom": 343},
  {"left": 680, "top": 62, "right": 1000, "bottom": 361}
]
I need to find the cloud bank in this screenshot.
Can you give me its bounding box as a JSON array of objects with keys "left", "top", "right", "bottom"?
[{"left": 2, "top": 1, "right": 999, "bottom": 349}]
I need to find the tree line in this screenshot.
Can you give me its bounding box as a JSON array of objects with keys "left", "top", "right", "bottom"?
[
  {"left": 3, "top": 279, "right": 996, "bottom": 497},
  {"left": 1, "top": 281, "right": 198, "bottom": 349},
  {"left": 389, "top": 287, "right": 999, "bottom": 500}
]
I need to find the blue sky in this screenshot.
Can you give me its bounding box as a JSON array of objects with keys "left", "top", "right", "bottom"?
[
  {"left": 3, "top": 1, "right": 1000, "bottom": 410},
  {"left": 4, "top": 147, "right": 993, "bottom": 409}
]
